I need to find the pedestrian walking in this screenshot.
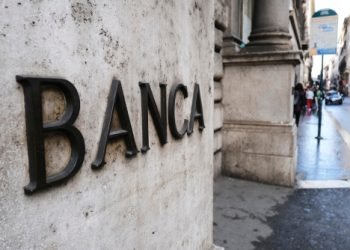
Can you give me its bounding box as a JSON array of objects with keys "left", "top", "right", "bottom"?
[
  {"left": 305, "top": 86, "right": 314, "bottom": 115},
  {"left": 293, "top": 83, "right": 305, "bottom": 126}
]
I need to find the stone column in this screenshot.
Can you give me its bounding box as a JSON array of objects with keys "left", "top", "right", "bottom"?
[
  {"left": 246, "top": 0, "right": 292, "bottom": 51},
  {"left": 222, "top": 0, "right": 302, "bottom": 187}
]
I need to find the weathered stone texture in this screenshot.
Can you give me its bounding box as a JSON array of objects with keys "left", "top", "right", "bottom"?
[
  {"left": 214, "top": 0, "right": 229, "bottom": 31},
  {"left": 223, "top": 63, "right": 295, "bottom": 123},
  {"left": 0, "top": 1, "right": 215, "bottom": 249},
  {"left": 223, "top": 123, "right": 296, "bottom": 186},
  {"left": 214, "top": 81, "right": 223, "bottom": 102},
  {"left": 214, "top": 103, "right": 224, "bottom": 131},
  {"left": 214, "top": 52, "right": 224, "bottom": 81},
  {"left": 213, "top": 151, "right": 222, "bottom": 179},
  {"left": 215, "top": 28, "right": 224, "bottom": 51},
  {"left": 214, "top": 130, "right": 222, "bottom": 153},
  {"left": 212, "top": 0, "right": 227, "bottom": 179},
  {"left": 222, "top": 52, "right": 301, "bottom": 186}
]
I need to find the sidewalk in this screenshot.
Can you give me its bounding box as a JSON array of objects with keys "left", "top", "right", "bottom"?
[
  {"left": 213, "top": 177, "right": 292, "bottom": 250},
  {"left": 214, "top": 177, "right": 350, "bottom": 250},
  {"left": 297, "top": 101, "right": 350, "bottom": 186},
  {"left": 214, "top": 102, "right": 350, "bottom": 250}
]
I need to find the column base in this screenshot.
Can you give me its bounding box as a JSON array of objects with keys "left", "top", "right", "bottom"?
[
  {"left": 245, "top": 32, "right": 292, "bottom": 52},
  {"left": 222, "top": 50, "right": 302, "bottom": 187},
  {"left": 223, "top": 121, "right": 297, "bottom": 187}
]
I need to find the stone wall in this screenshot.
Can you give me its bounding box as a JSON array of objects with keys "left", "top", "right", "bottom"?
[
  {"left": 213, "top": 0, "right": 228, "bottom": 179},
  {"left": 0, "top": 1, "right": 215, "bottom": 249},
  {"left": 221, "top": 0, "right": 302, "bottom": 187},
  {"left": 222, "top": 53, "right": 299, "bottom": 187}
]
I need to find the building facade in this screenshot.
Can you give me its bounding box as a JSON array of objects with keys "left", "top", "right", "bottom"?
[
  {"left": 335, "top": 15, "right": 350, "bottom": 95},
  {"left": 0, "top": 1, "right": 215, "bottom": 249},
  {"left": 218, "top": 0, "right": 306, "bottom": 186},
  {"left": 0, "top": 0, "right": 306, "bottom": 249}
]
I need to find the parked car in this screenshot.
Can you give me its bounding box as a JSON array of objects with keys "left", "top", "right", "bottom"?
[{"left": 325, "top": 90, "right": 343, "bottom": 105}]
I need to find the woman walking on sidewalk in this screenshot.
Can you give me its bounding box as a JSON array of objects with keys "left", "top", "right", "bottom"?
[{"left": 306, "top": 86, "right": 314, "bottom": 115}]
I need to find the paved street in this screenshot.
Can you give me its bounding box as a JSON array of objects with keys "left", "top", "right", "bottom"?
[
  {"left": 214, "top": 177, "right": 350, "bottom": 250},
  {"left": 326, "top": 96, "right": 350, "bottom": 133},
  {"left": 214, "top": 97, "right": 350, "bottom": 250},
  {"left": 252, "top": 188, "right": 350, "bottom": 250}
]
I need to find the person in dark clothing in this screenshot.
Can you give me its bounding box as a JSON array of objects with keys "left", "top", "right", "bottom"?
[{"left": 293, "top": 83, "right": 305, "bottom": 127}]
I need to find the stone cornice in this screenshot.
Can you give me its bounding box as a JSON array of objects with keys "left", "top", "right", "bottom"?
[
  {"left": 223, "top": 50, "right": 303, "bottom": 66},
  {"left": 223, "top": 120, "right": 296, "bottom": 133}
]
